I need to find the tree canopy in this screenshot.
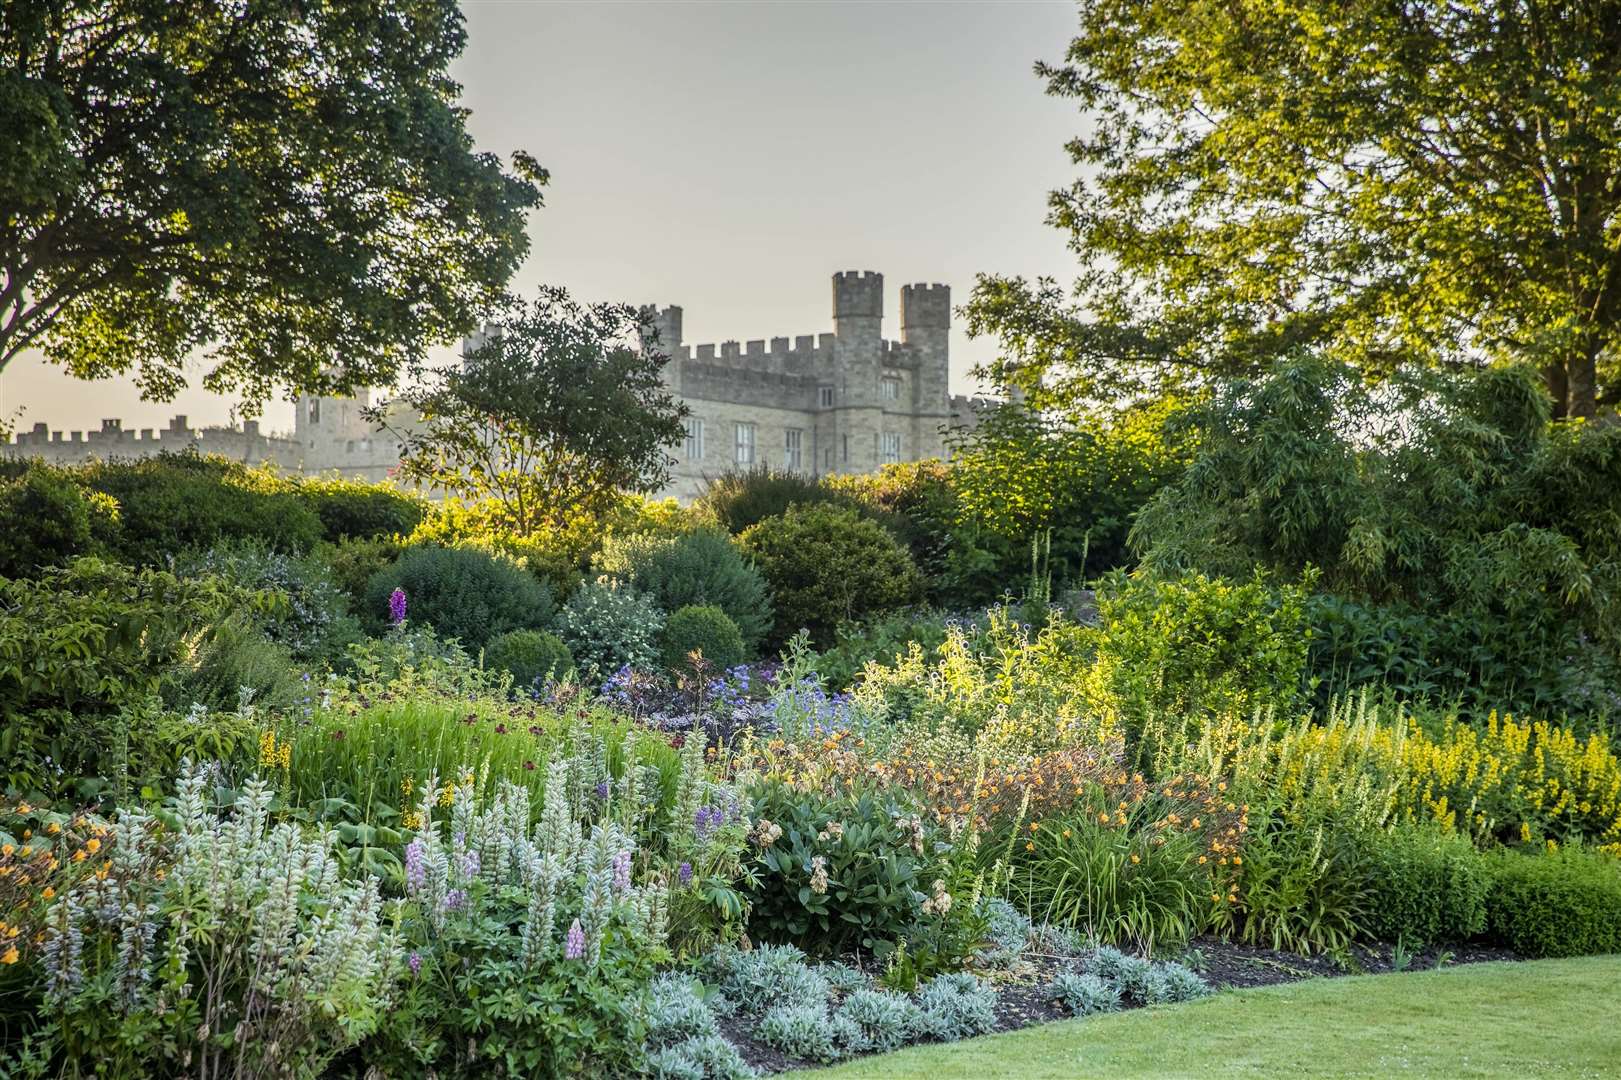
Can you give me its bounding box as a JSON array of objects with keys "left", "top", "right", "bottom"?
[
  {"left": 378, "top": 287, "right": 689, "bottom": 534},
  {"left": 0, "top": 0, "right": 545, "bottom": 411},
  {"left": 967, "top": 0, "right": 1621, "bottom": 417}
]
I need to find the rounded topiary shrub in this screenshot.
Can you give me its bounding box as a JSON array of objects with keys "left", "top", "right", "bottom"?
[
  {"left": 595, "top": 527, "right": 772, "bottom": 652},
  {"left": 660, "top": 604, "right": 746, "bottom": 673},
  {"left": 740, "top": 504, "right": 924, "bottom": 648},
  {"left": 485, "top": 628, "right": 574, "bottom": 692},
  {"left": 1485, "top": 848, "right": 1621, "bottom": 958},
  {"left": 363, "top": 544, "right": 553, "bottom": 648}
]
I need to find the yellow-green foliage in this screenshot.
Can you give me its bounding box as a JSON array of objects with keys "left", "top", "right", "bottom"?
[{"left": 1163, "top": 693, "right": 1621, "bottom": 850}]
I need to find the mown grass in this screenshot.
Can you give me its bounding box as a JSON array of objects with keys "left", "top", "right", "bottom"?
[{"left": 802, "top": 956, "right": 1621, "bottom": 1079}]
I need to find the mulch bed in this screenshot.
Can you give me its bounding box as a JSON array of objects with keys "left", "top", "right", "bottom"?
[{"left": 727, "top": 936, "right": 1521, "bottom": 1074}]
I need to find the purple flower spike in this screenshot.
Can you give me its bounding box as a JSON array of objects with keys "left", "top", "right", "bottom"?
[
  {"left": 388, "top": 587, "right": 408, "bottom": 625},
  {"left": 408, "top": 951, "right": 423, "bottom": 976},
  {"left": 612, "top": 850, "right": 632, "bottom": 892},
  {"left": 678, "top": 861, "right": 693, "bottom": 886},
  {"left": 564, "top": 918, "right": 586, "bottom": 960},
  {"left": 595, "top": 780, "right": 610, "bottom": 800}
]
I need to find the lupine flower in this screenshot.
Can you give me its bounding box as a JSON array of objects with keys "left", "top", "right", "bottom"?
[
  {"left": 388, "top": 587, "right": 407, "bottom": 625},
  {"left": 677, "top": 861, "right": 693, "bottom": 886},
  {"left": 408, "top": 952, "right": 422, "bottom": 976},
  {"left": 611, "top": 850, "right": 631, "bottom": 892},
  {"left": 460, "top": 850, "right": 481, "bottom": 882},
  {"left": 443, "top": 889, "right": 467, "bottom": 913},
  {"left": 564, "top": 918, "right": 585, "bottom": 960},
  {"left": 404, "top": 838, "right": 427, "bottom": 893},
  {"left": 594, "top": 780, "right": 610, "bottom": 800}
]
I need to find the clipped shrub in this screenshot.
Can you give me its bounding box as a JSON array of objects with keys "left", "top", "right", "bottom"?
[
  {"left": 362, "top": 544, "right": 554, "bottom": 648},
  {"left": 910, "top": 973, "right": 996, "bottom": 1042},
  {"left": 558, "top": 577, "right": 664, "bottom": 683},
  {"left": 1048, "top": 971, "right": 1122, "bottom": 1016},
  {"left": 1360, "top": 825, "right": 1490, "bottom": 946},
  {"left": 833, "top": 989, "right": 921, "bottom": 1054},
  {"left": 297, "top": 475, "right": 426, "bottom": 541},
  {"left": 661, "top": 605, "right": 746, "bottom": 673},
  {"left": 486, "top": 628, "right": 575, "bottom": 691},
  {"left": 82, "top": 451, "right": 324, "bottom": 562},
  {"left": 740, "top": 504, "right": 924, "bottom": 647},
  {"left": 756, "top": 1003, "right": 841, "bottom": 1063},
  {"left": 1485, "top": 849, "right": 1621, "bottom": 958},
  {"left": 0, "top": 465, "right": 104, "bottom": 576},
  {"left": 596, "top": 527, "right": 773, "bottom": 651}
]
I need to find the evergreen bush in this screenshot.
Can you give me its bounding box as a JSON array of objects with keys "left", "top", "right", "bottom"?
[
  {"left": 363, "top": 544, "right": 554, "bottom": 648},
  {"left": 660, "top": 605, "right": 746, "bottom": 673}
]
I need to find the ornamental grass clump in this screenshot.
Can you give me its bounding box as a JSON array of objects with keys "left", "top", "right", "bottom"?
[{"left": 33, "top": 764, "right": 401, "bottom": 1080}]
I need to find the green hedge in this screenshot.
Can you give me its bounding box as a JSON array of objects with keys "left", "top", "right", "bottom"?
[
  {"left": 1359, "top": 825, "right": 1489, "bottom": 946},
  {"left": 1486, "top": 849, "right": 1621, "bottom": 958}
]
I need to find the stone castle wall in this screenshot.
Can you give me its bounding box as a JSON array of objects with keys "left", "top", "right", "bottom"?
[{"left": 5, "top": 270, "right": 992, "bottom": 500}]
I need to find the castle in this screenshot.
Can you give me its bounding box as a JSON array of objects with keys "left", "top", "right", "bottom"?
[
  {"left": 5, "top": 270, "right": 983, "bottom": 500},
  {"left": 642, "top": 270, "right": 980, "bottom": 500}
]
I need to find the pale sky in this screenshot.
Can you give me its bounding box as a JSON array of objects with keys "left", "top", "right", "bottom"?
[{"left": 1, "top": 0, "right": 1082, "bottom": 436}]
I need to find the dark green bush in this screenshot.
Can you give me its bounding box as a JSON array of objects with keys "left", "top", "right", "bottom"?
[
  {"left": 660, "top": 605, "right": 745, "bottom": 673},
  {"left": 363, "top": 545, "right": 554, "bottom": 648},
  {"left": 0, "top": 466, "right": 102, "bottom": 576},
  {"left": 167, "top": 612, "right": 307, "bottom": 715},
  {"left": 317, "top": 535, "right": 407, "bottom": 606},
  {"left": 297, "top": 476, "right": 426, "bottom": 541},
  {"left": 743, "top": 780, "right": 977, "bottom": 963},
  {"left": 81, "top": 451, "right": 323, "bottom": 562},
  {"left": 695, "top": 466, "right": 861, "bottom": 535},
  {"left": 1485, "top": 849, "right": 1621, "bottom": 958},
  {"left": 176, "top": 541, "right": 361, "bottom": 663},
  {"left": 596, "top": 527, "right": 771, "bottom": 652},
  {"left": 485, "top": 628, "right": 574, "bottom": 691},
  {"left": 1359, "top": 825, "right": 1489, "bottom": 945},
  {"left": 0, "top": 559, "right": 243, "bottom": 794},
  {"left": 740, "top": 505, "right": 924, "bottom": 648}
]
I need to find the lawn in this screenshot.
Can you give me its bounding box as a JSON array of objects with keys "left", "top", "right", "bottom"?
[{"left": 802, "top": 956, "right": 1621, "bottom": 1080}]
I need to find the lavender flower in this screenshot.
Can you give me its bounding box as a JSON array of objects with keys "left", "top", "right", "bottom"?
[
  {"left": 460, "top": 850, "right": 481, "bottom": 882},
  {"left": 388, "top": 587, "right": 407, "bottom": 625},
  {"left": 595, "top": 780, "right": 610, "bottom": 800},
  {"left": 611, "top": 850, "right": 632, "bottom": 893},
  {"left": 677, "top": 861, "right": 693, "bottom": 887},
  {"left": 564, "top": 918, "right": 585, "bottom": 960}
]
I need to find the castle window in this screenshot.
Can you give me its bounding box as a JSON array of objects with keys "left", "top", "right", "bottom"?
[
  {"left": 308, "top": 399, "right": 321, "bottom": 424},
  {"left": 880, "top": 432, "right": 902, "bottom": 464},
  {"left": 684, "top": 417, "right": 705, "bottom": 460},
  {"left": 881, "top": 377, "right": 900, "bottom": 401},
  {"left": 842, "top": 434, "right": 849, "bottom": 464},
  {"left": 784, "top": 428, "right": 803, "bottom": 469},
  {"left": 734, "top": 422, "right": 755, "bottom": 466},
  {"left": 818, "top": 385, "right": 835, "bottom": 408}
]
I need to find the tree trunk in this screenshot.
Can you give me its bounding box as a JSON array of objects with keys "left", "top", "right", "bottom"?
[
  {"left": 1569, "top": 341, "right": 1600, "bottom": 420},
  {"left": 1544, "top": 361, "right": 1570, "bottom": 419}
]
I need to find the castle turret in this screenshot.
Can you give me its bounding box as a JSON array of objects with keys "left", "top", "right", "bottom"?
[
  {"left": 901, "top": 283, "right": 951, "bottom": 458},
  {"left": 829, "top": 271, "right": 885, "bottom": 471},
  {"left": 639, "top": 305, "right": 685, "bottom": 392}
]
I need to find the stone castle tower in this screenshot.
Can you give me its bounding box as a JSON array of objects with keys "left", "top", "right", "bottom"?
[{"left": 644, "top": 270, "right": 973, "bottom": 500}]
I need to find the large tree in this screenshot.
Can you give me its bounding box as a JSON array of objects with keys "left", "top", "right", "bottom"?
[
  {"left": 377, "top": 287, "right": 689, "bottom": 534},
  {"left": 0, "top": 0, "right": 544, "bottom": 410},
  {"left": 967, "top": 1, "right": 1621, "bottom": 418}
]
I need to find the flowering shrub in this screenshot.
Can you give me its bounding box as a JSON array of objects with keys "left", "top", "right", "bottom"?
[
  {"left": 21, "top": 765, "right": 400, "bottom": 1079},
  {"left": 560, "top": 576, "right": 665, "bottom": 682},
  {"left": 740, "top": 781, "right": 984, "bottom": 973}
]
